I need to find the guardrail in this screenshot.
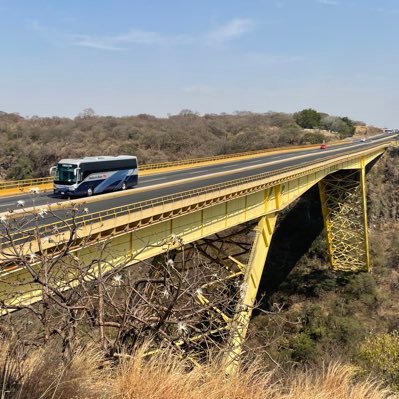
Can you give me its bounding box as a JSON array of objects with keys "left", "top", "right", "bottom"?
[
  {"left": 7, "top": 141, "right": 391, "bottom": 247},
  {"left": 0, "top": 176, "right": 53, "bottom": 189},
  {"left": 0, "top": 177, "right": 53, "bottom": 196},
  {"left": 0, "top": 142, "right": 339, "bottom": 197},
  {"left": 138, "top": 143, "right": 322, "bottom": 171}
]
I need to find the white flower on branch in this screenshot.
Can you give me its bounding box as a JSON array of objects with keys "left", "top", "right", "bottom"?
[
  {"left": 166, "top": 259, "right": 174, "bottom": 268},
  {"left": 29, "top": 253, "right": 38, "bottom": 263},
  {"left": 195, "top": 288, "right": 203, "bottom": 296},
  {"left": 0, "top": 214, "right": 7, "bottom": 224},
  {"left": 161, "top": 288, "right": 170, "bottom": 298},
  {"left": 83, "top": 207, "right": 89, "bottom": 214},
  {"left": 112, "top": 274, "right": 124, "bottom": 286},
  {"left": 17, "top": 200, "right": 25, "bottom": 207},
  {"left": 240, "top": 282, "right": 248, "bottom": 300},
  {"left": 177, "top": 321, "right": 188, "bottom": 335},
  {"left": 38, "top": 209, "right": 47, "bottom": 218},
  {"left": 29, "top": 187, "right": 40, "bottom": 195}
]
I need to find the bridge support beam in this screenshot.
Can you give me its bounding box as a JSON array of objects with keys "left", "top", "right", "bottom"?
[
  {"left": 318, "top": 166, "right": 370, "bottom": 272},
  {"left": 225, "top": 213, "right": 277, "bottom": 373}
]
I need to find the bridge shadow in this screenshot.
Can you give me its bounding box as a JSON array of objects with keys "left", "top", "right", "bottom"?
[{"left": 257, "top": 185, "right": 324, "bottom": 307}]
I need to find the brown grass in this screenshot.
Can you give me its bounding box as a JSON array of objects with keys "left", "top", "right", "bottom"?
[
  {"left": 112, "top": 349, "right": 397, "bottom": 399},
  {"left": 1, "top": 342, "right": 397, "bottom": 399},
  {"left": 0, "top": 341, "right": 109, "bottom": 399}
]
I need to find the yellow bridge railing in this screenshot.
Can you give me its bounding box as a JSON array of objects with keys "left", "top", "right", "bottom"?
[
  {"left": 8, "top": 142, "right": 390, "bottom": 247},
  {"left": 138, "top": 143, "right": 321, "bottom": 171},
  {"left": 0, "top": 177, "right": 54, "bottom": 196}
]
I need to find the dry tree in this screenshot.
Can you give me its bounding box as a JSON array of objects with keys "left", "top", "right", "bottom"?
[{"left": 0, "top": 191, "right": 246, "bottom": 367}]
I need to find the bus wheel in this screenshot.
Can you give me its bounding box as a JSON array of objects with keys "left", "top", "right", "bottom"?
[
  {"left": 87, "top": 187, "right": 93, "bottom": 196},
  {"left": 121, "top": 182, "right": 127, "bottom": 190}
]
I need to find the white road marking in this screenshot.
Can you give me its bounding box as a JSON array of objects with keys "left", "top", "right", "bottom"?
[
  {"left": 0, "top": 202, "right": 17, "bottom": 208},
  {"left": 142, "top": 177, "right": 168, "bottom": 183}
]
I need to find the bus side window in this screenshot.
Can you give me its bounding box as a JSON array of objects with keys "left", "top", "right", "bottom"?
[{"left": 82, "top": 171, "right": 91, "bottom": 180}]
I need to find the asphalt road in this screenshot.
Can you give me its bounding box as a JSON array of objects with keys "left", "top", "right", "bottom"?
[
  {"left": 0, "top": 145, "right": 331, "bottom": 211},
  {"left": 0, "top": 134, "right": 396, "bottom": 229}
]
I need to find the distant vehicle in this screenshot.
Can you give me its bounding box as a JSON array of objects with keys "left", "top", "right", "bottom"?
[
  {"left": 384, "top": 129, "right": 394, "bottom": 134},
  {"left": 320, "top": 143, "right": 327, "bottom": 150},
  {"left": 50, "top": 155, "right": 138, "bottom": 197},
  {"left": 361, "top": 138, "right": 366, "bottom": 142}
]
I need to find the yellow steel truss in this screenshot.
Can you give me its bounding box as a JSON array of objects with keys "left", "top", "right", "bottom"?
[{"left": 318, "top": 166, "right": 370, "bottom": 272}]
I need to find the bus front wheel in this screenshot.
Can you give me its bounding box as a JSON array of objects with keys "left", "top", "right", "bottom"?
[
  {"left": 87, "top": 187, "right": 94, "bottom": 196},
  {"left": 121, "top": 182, "right": 127, "bottom": 191}
]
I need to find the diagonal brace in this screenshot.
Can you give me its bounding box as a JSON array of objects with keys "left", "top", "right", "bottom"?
[{"left": 225, "top": 213, "right": 277, "bottom": 373}]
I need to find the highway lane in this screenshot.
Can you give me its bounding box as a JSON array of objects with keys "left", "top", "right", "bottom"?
[
  {"left": 1, "top": 134, "right": 394, "bottom": 237},
  {"left": 0, "top": 135, "right": 390, "bottom": 213},
  {"left": 80, "top": 135, "right": 394, "bottom": 214},
  {"left": 0, "top": 145, "right": 330, "bottom": 211}
]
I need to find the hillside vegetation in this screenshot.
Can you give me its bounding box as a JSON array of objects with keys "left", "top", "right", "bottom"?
[{"left": 0, "top": 109, "right": 362, "bottom": 180}]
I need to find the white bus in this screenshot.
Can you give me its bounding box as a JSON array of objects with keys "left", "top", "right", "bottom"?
[{"left": 50, "top": 155, "right": 138, "bottom": 197}]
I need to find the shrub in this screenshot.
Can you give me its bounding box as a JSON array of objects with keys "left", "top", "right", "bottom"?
[
  {"left": 301, "top": 131, "right": 325, "bottom": 144},
  {"left": 357, "top": 331, "right": 399, "bottom": 391},
  {"left": 344, "top": 273, "right": 378, "bottom": 306},
  {"left": 5, "top": 156, "right": 33, "bottom": 180}
]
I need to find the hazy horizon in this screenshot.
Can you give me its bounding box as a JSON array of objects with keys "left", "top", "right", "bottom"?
[{"left": 1, "top": 0, "right": 398, "bottom": 127}]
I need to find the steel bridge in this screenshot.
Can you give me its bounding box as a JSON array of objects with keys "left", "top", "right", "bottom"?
[{"left": 0, "top": 135, "right": 395, "bottom": 369}]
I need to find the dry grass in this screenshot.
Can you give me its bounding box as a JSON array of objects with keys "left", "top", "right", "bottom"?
[
  {"left": 113, "top": 349, "right": 397, "bottom": 399},
  {"left": 0, "top": 341, "right": 109, "bottom": 399},
  {"left": 1, "top": 342, "right": 397, "bottom": 399}
]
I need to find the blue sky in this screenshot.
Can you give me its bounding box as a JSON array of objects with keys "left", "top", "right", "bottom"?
[{"left": 1, "top": 0, "right": 399, "bottom": 126}]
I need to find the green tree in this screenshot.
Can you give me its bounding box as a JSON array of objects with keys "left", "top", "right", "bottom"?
[{"left": 294, "top": 109, "right": 321, "bottom": 129}]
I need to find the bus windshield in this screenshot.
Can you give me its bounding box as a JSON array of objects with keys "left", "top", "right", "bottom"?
[{"left": 55, "top": 164, "right": 77, "bottom": 185}]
